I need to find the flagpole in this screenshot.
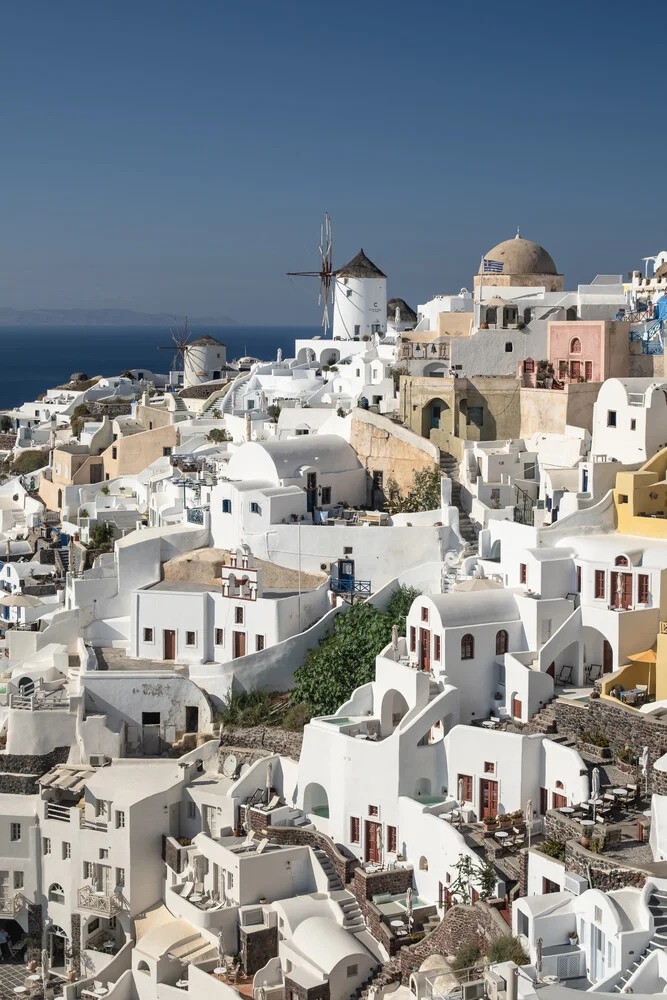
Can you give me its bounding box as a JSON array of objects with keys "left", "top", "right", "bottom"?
[{"left": 479, "top": 256, "right": 484, "bottom": 327}]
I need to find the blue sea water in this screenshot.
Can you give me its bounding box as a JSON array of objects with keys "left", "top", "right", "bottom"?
[{"left": 0, "top": 325, "right": 320, "bottom": 409}]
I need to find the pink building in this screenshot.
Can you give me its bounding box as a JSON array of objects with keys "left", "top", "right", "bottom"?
[{"left": 548, "top": 321, "right": 629, "bottom": 384}]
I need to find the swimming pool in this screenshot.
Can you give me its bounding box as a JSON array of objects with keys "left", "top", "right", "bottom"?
[
  {"left": 415, "top": 795, "right": 447, "bottom": 806},
  {"left": 323, "top": 717, "right": 353, "bottom": 726}
]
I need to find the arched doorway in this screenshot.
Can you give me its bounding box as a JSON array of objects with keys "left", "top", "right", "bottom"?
[
  {"left": 47, "top": 924, "right": 69, "bottom": 973},
  {"left": 380, "top": 689, "right": 409, "bottom": 737},
  {"left": 303, "top": 782, "right": 329, "bottom": 819},
  {"left": 421, "top": 398, "right": 449, "bottom": 437}
]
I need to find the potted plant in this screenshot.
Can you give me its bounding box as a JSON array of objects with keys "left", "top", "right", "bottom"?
[
  {"left": 483, "top": 815, "right": 498, "bottom": 833},
  {"left": 568, "top": 931, "right": 579, "bottom": 946}
]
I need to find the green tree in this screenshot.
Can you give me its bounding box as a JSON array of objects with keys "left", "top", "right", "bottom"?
[
  {"left": 207, "top": 428, "right": 231, "bottom": 443},
  {"left": 488, "top": 936, "right": 529, "bottom": 965},
  {"left": 70, "top": 403, "right": 92, "bottom": 437},
  {"left": 87, "top": 522, "right": 114, "bottom": 550},
  {"left": 120, "top": 370, "right": 135, "bottom": 381},
  {"left": 448, "top": 853, "right": 497, "bottom": 903},
  {"left": 385, "top": 467, "right": 441, "bottom": 515},
  {"left": 291, "top": 585, "right": 421, "bottom": 715},
  {"left": 0, "top": 416, "right": 12, "bottom": 434},
  {"left": 267, "top": 404, "right": 281, "bottom": 423}
]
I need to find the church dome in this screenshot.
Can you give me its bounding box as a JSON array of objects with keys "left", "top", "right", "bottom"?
[{"left": 480, "top": 235, "right": 558, "bottom": 275}]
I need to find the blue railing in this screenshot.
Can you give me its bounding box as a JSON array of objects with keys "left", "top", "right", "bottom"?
[{"left": 186, "top": 507, "right": 205, "bottom": 524}]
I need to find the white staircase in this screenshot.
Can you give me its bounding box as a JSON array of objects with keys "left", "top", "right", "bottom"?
[{"left": 614, "top": 889, "right": 667, "bottom": 992}]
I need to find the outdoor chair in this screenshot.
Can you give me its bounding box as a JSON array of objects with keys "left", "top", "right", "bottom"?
[{"left": 557, "top": 665, "right": 573, "bottom": 685}]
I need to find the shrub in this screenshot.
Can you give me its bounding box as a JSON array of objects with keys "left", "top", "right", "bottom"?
[
  {"left": 618, "top": 745, "right": 636, "bottom": 764},
  {"left": 580, "top": 731, "right": 609, "bottom": 748},
  {"left": 291, "top": 585, "right": 421, "bottom": 715},
  {"left": 282, "top": 703, "right": 312, "bottom": 731},
  {"left": 70, "top": 403, "right": 92, "bottom": 438},
  {"left": 452, "top": 942, "right": 481, "bottom": 971},
  {"left": 538, "top": 839, "right": 566, "bottom": 861},
  {"left": 207, "top": 428, "right": 231, "bottom": 443},
  {"left": 216, "top": 689, "right": 274, "bottom": 728},
  {"left": 0, "top": 416, "right": 12, "bottom": 434},
  {"left": 11, "top": 450, "right": 49, "bottom": 475},
  {"left": 336, "top": 407, "right": 347, "bottom": 418},
  {"left": 488, "top": 936, "right": 529, "bottom": 965},
  {"left": 87, "top": 523, "right": 114, "bottom": 550},
  {"left": 384, "top": 467, "right": 441, "bottom": 515},
  {"left": 267, "top": 405, "right": 281, "bottom": 423}
]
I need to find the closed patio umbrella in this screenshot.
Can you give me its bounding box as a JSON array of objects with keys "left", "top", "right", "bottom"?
[
  {"left": 406, "top": 885, "right": 414, "bottom": 933},
  {"left": 525, "top": 799, "right": 533, "bottom": 848},
  {"left": 642, "top": 746, "right": 650, "bottom": 795},
  {"left": 536, "top": 937, "right": 543, "bottom": 977},
  {"left": 591, "top": 768, "right": 600, "bottom": 820}
]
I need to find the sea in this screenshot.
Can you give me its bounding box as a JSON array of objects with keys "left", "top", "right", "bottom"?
[{"left": 0, "top": 325, "right": 320, "bottom": 410}]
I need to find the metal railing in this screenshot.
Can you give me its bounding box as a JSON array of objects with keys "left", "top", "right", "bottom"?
[
  {"left": 45, "top": 802, "right": 71, "bottom": 823},
  {"left": 330, "top": 578, "right": 372, "bottom": 596},
  {"left": 80, "top": 816, "right": 108, "bottom": 832}
]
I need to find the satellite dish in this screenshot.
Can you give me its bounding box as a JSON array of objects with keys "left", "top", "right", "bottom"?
[
  {"left": 239, "top": 763, "right": 250, "bottom": 776},
  {"left": 222, "top": 754, "right": 238, "bottom": 778}
]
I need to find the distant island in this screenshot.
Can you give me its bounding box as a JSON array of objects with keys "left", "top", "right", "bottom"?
[{"left": 0, "top": 307, "right": 237, "bottom": 327}]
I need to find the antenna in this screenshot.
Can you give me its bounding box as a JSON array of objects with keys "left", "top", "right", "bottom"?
[
  {"left": 287, "top": 213, "right": 335, "bottom": 334},
  {"left": 157, "top": 317, "right": 191, "bottom": 372}
]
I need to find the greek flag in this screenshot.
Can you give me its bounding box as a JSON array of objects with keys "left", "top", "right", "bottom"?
[{"left": 482, "top": 258, "right": 504, "bottom": 273}]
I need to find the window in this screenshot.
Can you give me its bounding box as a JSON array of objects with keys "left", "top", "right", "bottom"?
[
  {"left": 615, "top": 555, "right": 628, "bottom": 566},
  {"left": 215, "top": 628, "right": 224, "bottom": 645},
  {"left": 187, "top": 801, "right": 196, "bottom": 819},
  {"left": 523, "top": 308, "right": 532, "bottom": 325},
  {"left": 83, "top": 861, "right": 93, "bottom": 879},
  {"left": 524, "top": 462, "right": 536, "bottom": 480},
  {"left": 467, "top": 405, "right": 484, "bottom": 427},
  {"left": 630, "top": 418, "right": 637, "bottom": 431},
  {"left": 484, "top": 762, "right": 495, "bottom": 774},
  {"left": 49, "top": 883, "right": 65, "bottom": 904},
  {"left": 519, "top": 563, "right": 527, "bottom": 584},
  {"left": 576, "top": 565, "right": 581, "bottom": 593},
  {"left": 496, "top": 630, "right": 508, "bottom": 655},
  {"left": 321, "top": 487, "right": 331, "bottom": 505},
  {"left": 584, "top": 361, "right": 593, "bottom": 381},
  {"left": 638, "top": 574, "right": 649, "bottom": 604},
  {"left": 594, "top": 570, "right": 605, "bottom": 600},
  {"left": 490, "top": 488, "right": 500, "bottom": 502},
  {"left": 543, "top": 877, "right": 560, "bottom": 894},
  {"left": 618, "top": 494, "right": 628, "bottom": 504},
  {"left": 222, "top": 499, "right": 232, "bottom": 513},
  {"left": 387, "top": 825, "right": 397, "bottom": 853},
  {"left": 594, "top": 905, "right": 602, "bottom": 924},
  {"left": 434, "top": 635, "right": 441, "bottom": 660},
  {"left": 10, "top": 823, "right": 21, "bottom": 842},
  {"left": 458, "top": 774, "right": 473, "bottom": 801},
  {"left": 116, "top": 867, "right": 125, "bottom": 887},
  {"left": 62, "top": 842, "right": 71, "bottom": 860},
  {"left": 88, "top": 918, "right": 100, "bottom": 934},
  {"left": 372, "top": 471, "right": 384, "bottom": 490},
  {"left": 43, "top": 838, "right": 51, "bottom": 856},
  {"left": 163, "top": 447, "right": 172, "bottom": 457},
  {"left": 143, "top": 628, "right": 153, "bottom": 643},
  {"left": 350, "top": 817, "right": 360, "bottom": 843},
  {"left": 185, "top": 631, "right": 196, "bottom": 646},
  {"left": 607, "top": 410, "right": 617, "bottom": 427},
  {"left": 505, "top": 342, "right": 513, "bottom": 353},
  {"left": 255, "top": 634, "right": 265, "bottom": 652},
  {"left": 227, "top": 871, "right": 234, "bottom": 890},
  {"left": 347, "top": 965, "right": 359, "bottom": 978},
  {"left": 368, "top": 805, "right": 378, "bottom": 817},
  {"left": 13, "top": 871, "right": 23, "bottom": 889},
  {"left": 235, "top": 607, "right": 244, "bottom": 624},
  {"left": 250, "top": 502, "right": 261, "bottom": 514},
  {"left": 99, "top": 848, "right": 109, "bottom": 860},
  {"left": 461, "top": 633, "right": 474, "bottom": 660},
  {"left": 421, "top": 606, "right": 429, "bottom": 623},
  {"left": 115, "top": 810, "right": 125, "bottom": 829},
  {"left": 111, "top": 446, "right": 117, "bottom": 460},
  {"left": 570, "top": 337, "right": 582, "bottom": 354},
  {"left": 409, "top": 626, "right": 416, "bottom": 652}
]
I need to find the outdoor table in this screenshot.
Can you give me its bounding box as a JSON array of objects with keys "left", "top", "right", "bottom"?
[
  {"left": 214, "top": 968, "right": 227, "bottom": 977},
  {"left": 481, "top": 720, "right": 496, "bottom": 728},
  {"left": 494, "top": 830, "right": 509, "bottom": 841},
  {"left": 176, "top": 981, "right": 189, "bottom": 989},
  {"left": 559, "top": 807, "right": 574, "bottom": 815},
  {"left": 94, "top": 991, "right": 108, "bottom": 998},
  {"left": 613, "top": 788, "right": 629, "bottom": 798},
  {"left": 354, "top": 734, "right": 368, "bottom": 740},
  {"left": 580, "top": 819, "right": 595, "bottom": 828},
  {"left": 588, "top": 798, "right": 603, "bottom": 806},
  {"left": 390, "top": 919, "right": 405, "bottom": 930}
]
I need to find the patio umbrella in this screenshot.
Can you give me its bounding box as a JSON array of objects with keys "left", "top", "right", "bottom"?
[
  {"left": 41, "top": 948, "right": 50, "bottom": 986},
  {"left": 627, "top": 648, "right": 657, "bottom": 699},
  {"left": 376, "top": 825, "right": 383, "bottom": 862},
  {"left": 525, "top": 800, "right": 533, "bottom": 849},
  {"left": 392, "top": 624, "right": 399, "bottom": 652},
  {"left": 457, "top": 777, "right": 465, "bottom": 808},
  {"left": 406, "top": 886, "right": 414, "bottom": 933},
  {"left": 536, "top": 937, "right": 543, "bottom": 978},
  {"left": 591, "top": 768, "right": 601, "bottom": 820},
  {"left": 265, "top": 759, "right": 273, "bottom": 802},
  {"left": 642, "top": 746, "right": 650, "bottom": 795},
  {"left": 0, "top": 593, "right": 42, "bottom": 608}
]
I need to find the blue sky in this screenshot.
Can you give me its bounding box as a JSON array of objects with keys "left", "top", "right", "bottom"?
[{"left": 0, "top": 0, "right": 660, "bottom": 324}]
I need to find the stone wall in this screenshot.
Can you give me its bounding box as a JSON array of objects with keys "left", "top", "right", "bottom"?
[
  {"left": 285, "top": 975, "right": 329, "bottom": 1000},
  {"left": 0, "top": 746, "right": 70, "bottom": 794},
  {"left": 240, "top": 924, "right": 278, "bottom": 976},
  {"left": 87, "top": 402, "right": 133, "bottom": 419},
  {"left": 219, "top": 727, "right": 304, "bottom": 761},
  {"left": 563, "top": 841, "right": 646, "bottom": 891},
  {"left": 350, "top": 867, "right": 416, "bottom": 957},
  {"left": 264, "top": 826, "right": 357, "bottom": 885},
  {"left": 71, "top": 912, "right": 81, "bottom": 976},
  {"left": 350, "top": 409, "right": 439, "bottom": 504},
  {"left": 398, "top": 902, "right": 508, "bottom": 981}
]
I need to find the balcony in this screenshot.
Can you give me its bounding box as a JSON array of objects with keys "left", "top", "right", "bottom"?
[
  {"left": 77, "top": 885, "right": 123, "bottom": 916},
  {"left": 0, "top": 893, "right": 27, "bottom": 916},
  {"left": 45, "top": 802, "right": 71, "bottom": 823}
]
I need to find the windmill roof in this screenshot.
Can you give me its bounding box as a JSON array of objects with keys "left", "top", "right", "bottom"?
[
  {"left": 188, "top": 335, "right": 226, "bottom": 347},
  {"left": 336, "top": 249, "right": 386, "bottom": 279}
]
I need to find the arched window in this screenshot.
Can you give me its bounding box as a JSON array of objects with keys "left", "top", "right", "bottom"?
[
  {"left": 137, "top": 961, "right": 150, "bottom": 975},
  {"left": 555, "top": 780, "right": 564, "bottom": 789},
  {"left": 496, "top": 630, "right": 509, "bottom": 655},
  {"left": 570, "top": 337, "right": 582, "bottom": 354},
  {"left": 461, "top": 634, "right": 474, "bottom": 660},
  {"left": 48, "top": 883, "right": 65, "bottom": 904},
  {"left": 615, "top": 555, "right": 629, "bottom": 566},
  {"left": 419, "top": 856, "right": 429, "bottom": 871}
]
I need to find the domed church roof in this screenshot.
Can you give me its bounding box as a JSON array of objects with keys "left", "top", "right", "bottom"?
[
  {"left": 480, "top": 234, "right": 558, "bottom": 275},
  {"left": 336, "top": 249, "right": 386, "bottom": 279}
]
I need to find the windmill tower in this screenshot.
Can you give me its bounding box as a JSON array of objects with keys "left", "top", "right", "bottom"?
[
  {"left": 158, "top": 318, "right": 192, "bottom": 386},
  {"left": 332, "top": 249, "right": 387, "bottom": 341},
  {"left": 287, "top": 214, "right": 335, "bottom": 335}
]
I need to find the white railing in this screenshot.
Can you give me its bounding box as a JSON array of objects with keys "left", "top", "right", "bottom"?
[
  {"left": 77, "top": 886, "right": 123, "bottom": 916},
  {"left": 45, "top": 802, "right": 71, "bottom": 823}
]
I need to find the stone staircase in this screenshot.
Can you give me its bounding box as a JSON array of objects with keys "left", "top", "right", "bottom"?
[
  {"left": 350, "top": 959, "right": 402, "bottom": 1000},
  {"left": 526, "top": 700, "right": 558, "bottom": 734},
  {"left": 312, "top": 848, "right": 366, "bottom": 934},
  {"left": 614, "top": 888, "right": 667, "bottom": 991},
  {"left": 313, "top": 847, "right": 344, "bottom": 892},
  {"left": 440, "top": 449, "right": 478, "bottom": 553}
]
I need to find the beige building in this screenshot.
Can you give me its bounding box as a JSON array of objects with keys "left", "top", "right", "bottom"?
[
  {"left": 349, "top": 408, "right": 439, "bottom": 505},
  {"left": 473, "top": 234, "right": 564, "bottom": 292}
]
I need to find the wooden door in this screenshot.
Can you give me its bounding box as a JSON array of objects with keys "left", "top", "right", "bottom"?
[
  {"left": 365, "top": 820, "right": 380, "bottom": 863},
  {"left": 512, "top": 696, "right": 522, "bottom": 720},
  {"left": 479, "top": 778, "right": 498, "bottom": 819},
  {"left": 419, "top": 628, "right": 431, "bottom": 672},
  {"left": 570, "top": 360, "right": 581, "bottom": 380},
  {"left": 547, "top": 662, "right": 555, "bottom": 678},
  {"left": 611, "top": 572, "right": 633, "bottom": 610},
  {"left": 163, "top": 629, "right": 176, "bottom": 660},
  {"left": 540, "top": 787, "right": 548, "bottom": 814},
  {"left": 553, "top": 793, "right": 567, "bottom": 809},
  {"left": 603, "top": 640, "right": 613, "bottom": 674},
  {"left": 233, "top": 631, "right": 246, "bottom": 658}
]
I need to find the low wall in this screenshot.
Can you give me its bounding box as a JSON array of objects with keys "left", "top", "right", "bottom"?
[
  {"left": 219, "top": 726, "right": 303, "bottom": 761},
  {"left": 398, "top": 901, "right": 508, "bottom": 980},
  {"left": 264, "top": 826, "right": 357, "bottom": 885}
]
